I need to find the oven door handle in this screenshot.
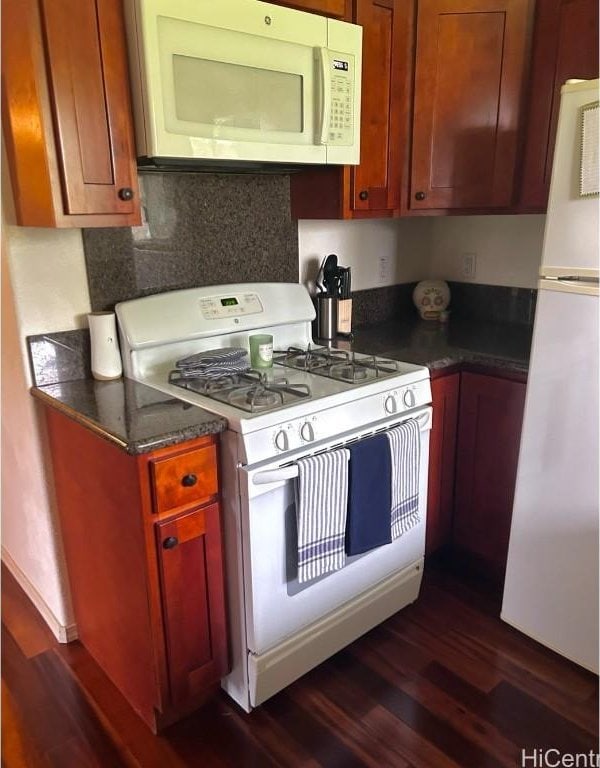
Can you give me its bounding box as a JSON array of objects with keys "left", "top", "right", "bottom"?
[
  {"left": 253, "top": 466, "right": 299, "bottom": 485},
  {"left": 251, "top": 411, "right": 430, "bottom": 486}
]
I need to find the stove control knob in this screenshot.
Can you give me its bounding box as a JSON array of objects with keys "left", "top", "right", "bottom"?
[
  {"left": 274, "top": 430, "right": 289, "bottom": 452},
  {"left": 300, "top": 422, "right": 315, "bottom": 442},
  {"left": 403, "top": 389, "right": 416, "bottom": 408},
  {"left": 384, "top": 395, "right": 398, "bottom": 414}
]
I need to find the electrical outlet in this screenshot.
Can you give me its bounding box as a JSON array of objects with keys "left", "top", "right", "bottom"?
[
  {"left": 378, "top": 255, "right": 392, "bottom": 284},
  {"left": 461, "top": 252, "right": 477, "bottom": 279}
]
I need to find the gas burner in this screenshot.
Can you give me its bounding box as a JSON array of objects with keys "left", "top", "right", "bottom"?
[
  {"left": 244, "top": 388, "right": 283, "bottom": 409},
  {"left": 331, "top": 363, "right": 369, "bottom": 382}
]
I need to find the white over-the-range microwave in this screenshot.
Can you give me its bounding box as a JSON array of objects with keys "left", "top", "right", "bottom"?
[{"left": 124, "top": 0, "right": 362, "bottom": 169}]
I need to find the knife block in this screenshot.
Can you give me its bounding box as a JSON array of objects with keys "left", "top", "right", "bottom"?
[{"left": 337, "top": 299, "right": 352, "bottom": 336}]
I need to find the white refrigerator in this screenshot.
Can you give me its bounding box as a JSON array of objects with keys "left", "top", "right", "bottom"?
[{"left": 502, "top": 80, "right": 599, "bottom": 673}]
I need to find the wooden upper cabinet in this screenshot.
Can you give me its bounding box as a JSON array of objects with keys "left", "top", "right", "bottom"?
[
  {"left": 350, "top": 0, "right": 407, "bottom": 214},
  {"left": 410, "top": 0, "right": 534, "bottom": 211},
  {"left": 519, "top": 0, "right": 599, "bottom": 211},
  {"left": 290, "top": 0, "right": 409, "bottom": 218},
  {"left": 1, "top": 0, "right": 140, "bottom": 227},
  {"left": 268, "top": 0, "right": 352, "bottom": 17}
]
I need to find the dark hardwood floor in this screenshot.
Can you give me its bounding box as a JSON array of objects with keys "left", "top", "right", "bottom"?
[{"left": 2, "top": 561, "right": 598, "bottom": 767}]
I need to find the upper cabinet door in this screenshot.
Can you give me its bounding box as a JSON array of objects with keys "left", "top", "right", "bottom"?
[
  {"left": 267, "top": 0, "right": 351, "bottom": 17},
  {"left": 351, "top": 0, "right": 406, "bottom": 213},
  {"left": 1, "top": 0, "right": 140, "bottom": 227},
  {"left": 289, "top": 0, "right": 411, "bottom": 218},
  {"left": 410, "top": 0, "right": 533, "bottom": 210},
  {"left": 40, "top": 0, "right": 139, "bottom": 217},
  {"left": 519, "top": 0, "right": 599, "bottom": 211}
]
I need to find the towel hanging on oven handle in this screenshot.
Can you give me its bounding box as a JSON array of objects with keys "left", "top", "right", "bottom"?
[{"left": 252, "top": 411, "right": 430, "bottom": 486}]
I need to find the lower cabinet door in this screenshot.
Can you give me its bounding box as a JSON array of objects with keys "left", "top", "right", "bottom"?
[
  {"left": 453, "top": 372, "right": 526, "bottom": 576},
  {"left": 426, "top": 373, "right": 460, "bottom": 555},
  {"left": 156, "top": 503, "right": 229, "bottom": 705}
]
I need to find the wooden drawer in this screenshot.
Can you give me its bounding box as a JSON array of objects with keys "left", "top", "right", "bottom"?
[{"left": 150, "top": 445, "right": 218, "bottom": 514}]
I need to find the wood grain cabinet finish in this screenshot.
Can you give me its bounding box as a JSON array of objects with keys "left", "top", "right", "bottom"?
[
  {"left": 426, "top": 373, "right": 460, "bottom": 556},
  {"left": 518, "top": 0, "right": 599, "bottom": 211},
  {"left": 268, "top": 0, "right": 352, "bottom": 17},
  {"left": 453, "top": 372, "right": 526, "bottom": 577},
  {"left": 156, "top": 505, "right": 229, "bottom": 706},
  {"left": 151, "top": 444, "right": 218, "bottom": 515},
  {"left": 290, "top": 0, "right": 409, "bottom": 218},
  {"left": 1, "top": 0, "right": 140, "bottom": 228},
  {"left": 410, "top": 0, "right": 534, "bottom": 211},
  {"left": 43, "top": 408, "right": 227, "bottom": 732}
]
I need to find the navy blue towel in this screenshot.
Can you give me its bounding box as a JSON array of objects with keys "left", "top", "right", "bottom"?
[{"left": 345, "top": 433, "right": 392, "bottom": 556}]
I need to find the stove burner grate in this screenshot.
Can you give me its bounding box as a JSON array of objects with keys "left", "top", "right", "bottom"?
[
  {"left": 168, "top": 368, "right": 311, "bottom": 413},
  {"left": 274, "top": 346, "right": 400, "bottom": 382},
  {"left": 275, "top": 345, "right": 349, "bottom": 372}
]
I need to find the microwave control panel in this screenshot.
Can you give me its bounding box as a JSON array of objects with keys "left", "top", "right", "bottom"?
[
  {"left": 326, "top": 51, "right": 354, "bottom": 146},
  {"left": 199, "top": 293, "right": 264, "bottom": 320}
]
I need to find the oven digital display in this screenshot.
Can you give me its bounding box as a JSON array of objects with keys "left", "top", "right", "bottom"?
[{"left": 220, "top": 297, "right": 239, "bottom": 307}]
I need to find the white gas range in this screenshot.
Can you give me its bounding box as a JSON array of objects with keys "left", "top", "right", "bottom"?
[{"left": 116, "top": 283, "right": 432, "bottom": 712}]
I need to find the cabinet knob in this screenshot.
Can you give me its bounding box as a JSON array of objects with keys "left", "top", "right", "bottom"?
[
  {"left": 181, "top": 473, "right": 197, "bottom": 487},
  {"left": 163, "top": 536, "right": 178, "bottom": 549},
  {"left": 359, "top": 190, "right": 369, "bottom": 201},
  {"left": 415, "top": 191, "right": 426, "bottom": 201},
  {"left": 118, "top": 187, "right": 134, "bottom": 201}
]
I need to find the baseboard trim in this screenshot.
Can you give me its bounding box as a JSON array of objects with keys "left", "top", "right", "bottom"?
[{"left": 1, "top": 547, "right": 78, "bottom": 643}]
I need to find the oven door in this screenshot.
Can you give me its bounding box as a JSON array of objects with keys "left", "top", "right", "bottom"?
[{"left": 238, "top": 407, "right": 432, "bottom": 656}]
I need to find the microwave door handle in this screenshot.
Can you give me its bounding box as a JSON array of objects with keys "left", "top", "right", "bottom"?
[
  {"left": 317, "top": 47, "right": 331, "bottom": 145},
  {"left": 253, "top": 466, "right": 299, "bottom": 485}
]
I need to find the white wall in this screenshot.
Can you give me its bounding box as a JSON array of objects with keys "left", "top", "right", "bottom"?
[
  {"left": 298, "top": 218, "right": 433, "bottom": 292},
  {"left": 1, "top": 144, "right": 91, "bottom": 639},
  {"left": 429, "top": 215, "right": 546, "bottom": 289},
  {"left": 299, "top": 215, "right": 546, "bottom": 292}
]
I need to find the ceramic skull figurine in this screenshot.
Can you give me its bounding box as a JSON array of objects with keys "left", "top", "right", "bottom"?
[{"left": 413, "top": 280, "right": 451, "bottom": 320}]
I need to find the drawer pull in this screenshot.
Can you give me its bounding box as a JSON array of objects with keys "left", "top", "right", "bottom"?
[
  {"left": 163, "top": 536, "right": 178, "bottom": 549},
  {"left": 181, "top": 473, "right": 198, "bottom": 487}
]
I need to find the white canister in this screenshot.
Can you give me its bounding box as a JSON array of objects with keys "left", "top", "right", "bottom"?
[{"left": 88, "top": 312, "right": 123, "bottom": 380}]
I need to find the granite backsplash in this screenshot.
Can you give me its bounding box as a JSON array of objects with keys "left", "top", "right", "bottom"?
[
  {"left": 82, "top": 172, "right": 298, "bottom": 311},
  {"left": 352, "top": 281, "right": 536, "bottom": 328},
  {"left": 29, "top": 282, "right": 536, "bottom": 386},
  {"left": 445, "top": 281, "right": 537, "bottom": 326}
]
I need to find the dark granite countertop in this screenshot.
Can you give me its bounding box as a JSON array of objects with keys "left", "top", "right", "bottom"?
[
  {"left": 29, "top": 316, "right": 530, "bottom": 456},
  {"left": 337, "top": 318, "right": 532, "bottom": 374},
  {"left": 32, "top": 377, "right": 227, "bottom": 455}
]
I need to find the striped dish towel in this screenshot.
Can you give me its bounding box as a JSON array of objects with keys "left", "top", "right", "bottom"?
[
  {"left": 386, "top": 420, "right": 421, "bottom": 539},
  {"left": 295, "top": 449, "right": 350, "bottom": 584}
]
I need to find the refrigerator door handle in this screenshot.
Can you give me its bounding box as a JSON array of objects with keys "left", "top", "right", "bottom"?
[
  {"left": 539, "top": 276, "right": 600, "bottom": 296},
  {"left": 554, "top": 276, "right": 600, "bottom": 284}
]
